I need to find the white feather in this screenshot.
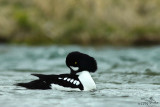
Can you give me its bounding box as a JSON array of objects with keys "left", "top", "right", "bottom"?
[
  {"left": 51, "top": 84, "right": 80, "bottom": 91},
  {"left": 70, "top": 66, "right": 79, "bottom": 71},
  {"left": 70, "top": 79, "right": 74, "bottom": 83},
  {"left": 78, "top": 71, "right": 96, "bottom": 91}
]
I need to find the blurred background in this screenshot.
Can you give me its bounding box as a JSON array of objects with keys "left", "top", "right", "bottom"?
[
  {"left": 0, "top": 0, "right": 160, "bottom": 46},
  {"left": 1, "top": 1, "right": 160, "bottom": 107}
]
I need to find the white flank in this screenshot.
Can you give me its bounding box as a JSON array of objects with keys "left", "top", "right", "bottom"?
[
  {"left": 78, "top": 71, "right": 96, "bottom": 91},
  {"left": 51, "top": 84, "right": 80, "bottom": 91},
  {"left": 70, "top": 66, "right": 79, "bottom": 71}
]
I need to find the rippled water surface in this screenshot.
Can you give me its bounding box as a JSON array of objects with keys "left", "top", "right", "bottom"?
[{"left": 0, "top": 45, "right": 160, "bottom": 107}]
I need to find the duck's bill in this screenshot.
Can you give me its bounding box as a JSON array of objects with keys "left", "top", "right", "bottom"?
[{"left": 70, "top": 66, "right": 79, "bottom": 71}]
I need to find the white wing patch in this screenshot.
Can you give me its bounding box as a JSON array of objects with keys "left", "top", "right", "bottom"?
[
  {"left": 70, "top": 79, "right": 74, "bottom": 83},
  {"left": 58, "top": 77, "right": 81, "bottom": 86},
  {"left": 67, "top": 78, "right": 71, "bottom": 81},
  {"left": 64, "top": 77, "right": 67, "bottom": 80},
  {"left": 51, "top": 76, "right": 82, "bottom": 91},
  {"left": 76, "top": 81, "right": 80, "bottom": 85},
  {"left": 73, "top": 80, "right": 77, "bottom": 84}
]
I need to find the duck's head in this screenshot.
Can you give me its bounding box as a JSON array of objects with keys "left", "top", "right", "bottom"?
[{"left": 66, "top": 51, "right": 97, "bottom": 75}]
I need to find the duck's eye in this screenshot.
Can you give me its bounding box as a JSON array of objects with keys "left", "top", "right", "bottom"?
[{"left": 75, "top": 62, "right": 77, "bottom": 65}]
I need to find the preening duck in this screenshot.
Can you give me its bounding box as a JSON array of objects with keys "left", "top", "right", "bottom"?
[{"left": 16, "top": 51, "right": 97, "bottom": 91}]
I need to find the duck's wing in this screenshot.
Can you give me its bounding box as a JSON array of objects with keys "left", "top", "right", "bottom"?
[
  {"left": 16, "top": 79, "right": 51, "bottom": 89},
  {"left": 16, "top": 74, "right": 58, "bottom": 89},
  {"left": 32, "top": 74, "right": 84, "bottom": 90},
  {"left": 50, "top": 74, "right": 84, "bottom": 90},
  {"left": 16, "top": 74, "right": 83, "bottom": 90},
  {"left": 31, "top": 74, "right": 56, "bottom": 80}
]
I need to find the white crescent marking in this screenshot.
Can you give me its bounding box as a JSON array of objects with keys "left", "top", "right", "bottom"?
[{"left": 70, "top": 66, "right": 79, "bottom": 71}]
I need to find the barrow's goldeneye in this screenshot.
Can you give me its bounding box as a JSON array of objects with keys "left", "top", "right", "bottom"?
[{"left": 16, "top": 51, "right": 97, "bottom": 91}]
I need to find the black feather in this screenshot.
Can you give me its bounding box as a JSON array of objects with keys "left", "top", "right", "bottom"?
[
  {"left": 16, "top": 74, "right": 84, "bottom": 90},
  {"left": 16, "top": 80, "right": 51, "bottom": 89}
]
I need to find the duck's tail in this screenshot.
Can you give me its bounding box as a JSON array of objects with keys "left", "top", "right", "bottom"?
[{"left": 15, "top": 80, "right": 51, "bottom": 90}]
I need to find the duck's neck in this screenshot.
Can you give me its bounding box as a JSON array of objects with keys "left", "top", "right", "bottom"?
[{"left": 78, "top": 71, "right": 96, "bottom": 91}]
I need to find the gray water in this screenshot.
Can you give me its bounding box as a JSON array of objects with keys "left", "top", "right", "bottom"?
[{"left": 0, "top": 45, "right": 160, "bottom": 107}]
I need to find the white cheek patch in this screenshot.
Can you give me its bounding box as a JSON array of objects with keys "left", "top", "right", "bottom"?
[{"left": 70, "top": 66, "right": 79, "bottom": 71}]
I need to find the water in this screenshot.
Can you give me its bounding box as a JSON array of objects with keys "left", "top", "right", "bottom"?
[{"left": 0, "top": 45, "right": 160, "bottom": 107}]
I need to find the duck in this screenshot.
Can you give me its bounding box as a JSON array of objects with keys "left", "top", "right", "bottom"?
[{"left": 16, "top": 51, "right": 97, "bottom": 91}]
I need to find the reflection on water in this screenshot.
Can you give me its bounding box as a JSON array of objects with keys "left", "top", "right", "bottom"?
[{"left": 0, "top": 45, "right": 160, "bottom": 107}]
